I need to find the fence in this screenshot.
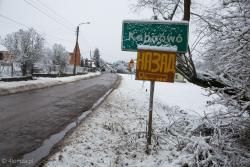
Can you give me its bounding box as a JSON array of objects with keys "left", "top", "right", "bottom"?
[{"left": 1, "top": 63, "right": 89, "bottom": 78}]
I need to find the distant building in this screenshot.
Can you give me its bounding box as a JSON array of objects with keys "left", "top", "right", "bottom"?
[
  {"left": 80, "top": 58, "right": 96, "bottom": 72},
  {"left": 0, "top": 51, "right": 13, "bottom": 62},
  {"left": 81, "top": 58, "right": 95, "bottom": 68},
  {"left": 69, "top": 42, "right": 81, "bottom": 66},
  {"left": 0, "top": 47, "right": 14, "bottom": 76},
  {"left": 68, "top": 52, "right": 75, "bottom": 64},
  {"left": 174, "top": 73, "right": 185, "bottom": 83},
  {"left": 0, "top": 45, "right": 14, "bottom": 63}
]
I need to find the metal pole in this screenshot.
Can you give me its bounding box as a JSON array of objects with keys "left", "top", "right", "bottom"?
[
  {"left": 147, "top": 81, "right": 155, "bottom": 147},
  {"left": 146, "top": 16, "right": 157, "bottom": 149},
  {"left": 73, "top": 26, "right": 79, "bottom": 75}
]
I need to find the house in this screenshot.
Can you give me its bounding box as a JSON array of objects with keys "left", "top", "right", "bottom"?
[
  {"left": 174, "top": 73, "right": 186, "bottom": 83},
  {"left": 0, "top": 46, "right": 14, "bottom": 77},
  {"left": 69, "top": 42, "right": 81, "bottom": 66},
  {"left": 0, "top": 45, "right": 13, "bottom": 62},
  {"left": 0, "top": 51, "right": 11, "bottom": 61},
  {"left": 83, "top": 58, "right": 95, "bottom": 68},
  {"left": 81, "top": 58, "right": 96, "bottom": 72}
]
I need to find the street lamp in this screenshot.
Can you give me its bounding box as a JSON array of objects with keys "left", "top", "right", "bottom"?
[{"left": 73, "top": 22, "right": 90, "bottom": 75}]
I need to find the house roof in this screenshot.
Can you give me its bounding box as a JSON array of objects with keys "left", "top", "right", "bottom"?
[{"left": 0, "top": 45, "right": 8, "bottom": 51}]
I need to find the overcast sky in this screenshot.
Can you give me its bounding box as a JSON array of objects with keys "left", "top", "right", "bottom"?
[
  {"left": 0, "top": 0, "right": 214, "bottom": 63},
  {"left": 0, "top": 0, "right": 153, "bottom": 62}
]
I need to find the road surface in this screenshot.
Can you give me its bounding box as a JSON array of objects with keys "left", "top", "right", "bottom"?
[{"left": 0, "top": 73, "right": 118, "bottom": 167}]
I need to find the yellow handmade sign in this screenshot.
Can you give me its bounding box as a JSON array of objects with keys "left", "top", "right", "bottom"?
[{"left": 136, "top": 49, "right": 176, "bottom": 82}]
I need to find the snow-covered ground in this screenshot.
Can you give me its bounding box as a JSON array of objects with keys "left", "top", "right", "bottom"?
[
  {"left": 43, "top": 74, "right": 243, "bottom": 167},
  {"left": 0, "top": 72, "right": 101, "bottom": 96}
]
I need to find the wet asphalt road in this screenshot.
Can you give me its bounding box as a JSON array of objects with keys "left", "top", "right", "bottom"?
[{"left": 0, "top": 73, "right": 118, "bottom": 167}]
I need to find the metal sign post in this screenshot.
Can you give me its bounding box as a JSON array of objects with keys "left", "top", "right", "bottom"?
[
  {"left": 121, "top": 19, "right": 189, "bottom": 154},
  {"left": 136, "top": 49, "right": 177, "bottom": 153},
  {"left": 147, "top": 80, "right": 155, "bottom": 152}
]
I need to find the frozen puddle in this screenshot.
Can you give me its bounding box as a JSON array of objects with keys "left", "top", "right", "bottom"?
[{"left": 19, "top": 89, "right": 112, "bottom": 167}]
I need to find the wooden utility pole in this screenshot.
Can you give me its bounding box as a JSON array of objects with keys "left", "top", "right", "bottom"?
[
  {"left": 73, "top": 26, "right": 79, "bottom": 75},
  {"left": 183, "top": 0, "right": 191, "bottom": 21}
]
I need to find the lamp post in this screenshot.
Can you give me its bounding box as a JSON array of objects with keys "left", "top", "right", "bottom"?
[{"left": 73, "top": 22, "right": 90, "bottom": 75}]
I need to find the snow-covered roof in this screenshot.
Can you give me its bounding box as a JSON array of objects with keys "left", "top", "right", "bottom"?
[
  {"left": 138, "top": 45, "right": 177, "bottom": 52},
  {"left": 0, "top": 45, "right": 8, "bottom": 51},
  {"left": 123, "top": 19, "right": 189, "bottom": 25}
]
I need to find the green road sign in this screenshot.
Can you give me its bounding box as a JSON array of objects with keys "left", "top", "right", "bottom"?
[{"left": 122, "top": 20, "right": 189, "bottom": 53}]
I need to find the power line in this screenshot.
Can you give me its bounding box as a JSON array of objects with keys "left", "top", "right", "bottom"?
[
  {"left": 0, "top": 13, "right": 74, "bottom": 44},
  {"left": 35, "top": 0, "right": 75, "bottom": 27},
  {"left": 23, "top": 0, "right": 73, "bottom": 33},
  {"left": 44, "top": 34, "right": 74, "bottom": 43},
  {"left": 22, "top": 0, "right": 92, "bottom": 51},
  {"left": 0, "top": 14, "right": 30, "bottom": 29}
]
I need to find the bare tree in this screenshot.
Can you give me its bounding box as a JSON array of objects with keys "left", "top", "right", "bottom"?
[
  {"left": 2, "top": 28, "right": 45, "bottom": 76},
  {"left": 132, "top": 0, "right": 249, "bottom": 110},
  {"left": 132, "top": 0, "right": 182, "bottom": 20},
  {"left": 39, "top": 47, "right": 53, "bottom": 73},
  {"left": 93, "top": 48, "right": 101, "bottom": 69},
  {"left": 131, "top": 1, "right": 250, "bottom": 165},
  {"left": 132, "top": 0, "right": 199, "bottom": 86},
  {"left": 52, "top": 43, "right": 68, "bottom": 74},
  {"left": 194, "top": 0, "right": 250, "bottom": 112}
]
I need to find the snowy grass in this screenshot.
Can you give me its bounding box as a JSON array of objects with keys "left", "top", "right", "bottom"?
[
  {"left": 43, "top": 74, "right": 250, "bottom": 167},
  {"left": 0, "top": 72, "right": 101, "bottom": 96}
]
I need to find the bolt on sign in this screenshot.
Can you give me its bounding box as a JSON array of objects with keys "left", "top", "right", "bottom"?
[
  {"left": 122, "top": 20, "right": 189, "bottom": 53},
  {"left": 136, "top": 49, "right": 176, "bottom": 82}
]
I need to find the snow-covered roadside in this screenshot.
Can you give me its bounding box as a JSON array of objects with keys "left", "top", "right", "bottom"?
[
  {"left": 0, "top": 72, "right": 101, "bottom": 96},
  {"left": 43, "top": 74, "right": 250, "bottom": 167}
]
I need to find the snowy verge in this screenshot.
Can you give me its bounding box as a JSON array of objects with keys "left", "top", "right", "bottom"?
[
  {"left": 22, "top": 88, "right": 114, "bottom": 167},
  {"left": 43, "top": 74, "right": 250, "bottom": 167},
  {"left": 0, "top": 72, "right": 101, "bottom": 96}
]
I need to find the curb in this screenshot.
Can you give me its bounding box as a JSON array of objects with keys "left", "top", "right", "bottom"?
[{"left": 34, "top": 74, "right": 121, "bottom": 167}]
